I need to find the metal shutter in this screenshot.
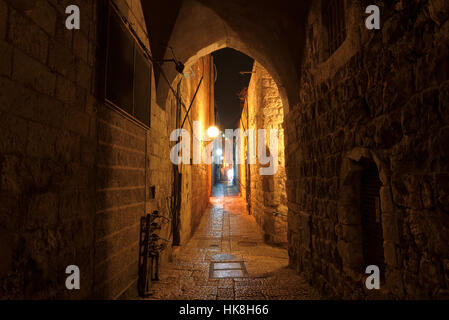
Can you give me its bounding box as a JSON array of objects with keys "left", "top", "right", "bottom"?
[{"left": 360, "top": 162, "right": 385, "bottom": 276}]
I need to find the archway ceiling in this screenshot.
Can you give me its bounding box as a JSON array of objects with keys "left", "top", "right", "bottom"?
[{"left": 141, "top": 0, "right": 311, "bottom": 111}]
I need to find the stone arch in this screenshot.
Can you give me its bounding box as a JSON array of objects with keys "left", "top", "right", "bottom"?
[
  {"left": 337, "top": 148, "right": 398, "bottom": 285},
  {"left": 142, "top": 0, "right": 311, "bottom": 116}
]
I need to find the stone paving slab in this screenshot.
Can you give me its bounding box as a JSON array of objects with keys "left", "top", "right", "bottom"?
[{"left": 138, "top": 192, "right": 320, "bottom": 300}]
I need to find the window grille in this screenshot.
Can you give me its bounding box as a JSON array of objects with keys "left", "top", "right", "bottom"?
[
  {"left": 322, "top": 0, "right": 346, "bottom": 59},
  {"left": 360, "top": 162, "right": 385, "bottom": 278}
]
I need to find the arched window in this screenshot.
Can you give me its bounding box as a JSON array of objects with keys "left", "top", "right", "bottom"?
[
  {"left": 338, "top": 149, "right": 395, "bottom": 283},
  {"left": 360, "top": 161, "right": 385, "bottom": 278}
]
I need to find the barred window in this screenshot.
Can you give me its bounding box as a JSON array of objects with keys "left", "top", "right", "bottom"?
[
  {"left": 322, "top": 0, "right": 346, "bottom": 59},
  {"left": 105, "top": 6, "right": 152, "bottom": 127}
]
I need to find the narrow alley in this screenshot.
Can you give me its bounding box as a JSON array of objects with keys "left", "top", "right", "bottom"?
[
  {"left": 143, "top": 182, "right": 319, "bottom": 300},
  {"left": 1, "top": 0, "right": 449, "bottom": 303}
]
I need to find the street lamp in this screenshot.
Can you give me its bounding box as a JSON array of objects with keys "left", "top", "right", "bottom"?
[{"left": 207, "top": 126, "right": 219, "bottom": 139}]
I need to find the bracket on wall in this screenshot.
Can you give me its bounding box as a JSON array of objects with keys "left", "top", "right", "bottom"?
[{"left": 153, "top": 59, "right": 185, "bottom": 74}]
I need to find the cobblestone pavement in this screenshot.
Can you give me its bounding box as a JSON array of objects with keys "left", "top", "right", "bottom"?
[{"left": 143, "top": 183, "right": 320, "bottom": 300}]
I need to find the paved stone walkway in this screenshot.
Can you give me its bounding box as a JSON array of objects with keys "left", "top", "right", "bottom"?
[{"left": 144, "top": 183, "right": 320, "bottom": 300}]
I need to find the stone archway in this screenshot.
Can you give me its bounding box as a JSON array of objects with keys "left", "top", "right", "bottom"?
[{"left": 141, "top": 0, "right": 312, "bottom": 116}]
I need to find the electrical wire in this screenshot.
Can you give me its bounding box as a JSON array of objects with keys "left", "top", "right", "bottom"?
[
  {"left": 181, "top": 76, "right": 203, "bottom": 130},
  {"left": 108, "top": 1, "right": 192, "bottom": 244}
]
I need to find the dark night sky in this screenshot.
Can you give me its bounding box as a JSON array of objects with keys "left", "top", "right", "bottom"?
[{"left": 212, "top": 48, "right": 254, "bottom": 130}]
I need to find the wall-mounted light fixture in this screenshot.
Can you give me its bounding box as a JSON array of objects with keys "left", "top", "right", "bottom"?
[
  {"left": 207, "top": 126, "right": 219, "bottom": 139},
  {"left": 154, "top": 59, "right": 185, "bottom": 74}
]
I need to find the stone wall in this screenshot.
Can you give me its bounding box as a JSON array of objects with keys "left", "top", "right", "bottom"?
[
  {"left": 94, "top": 0, "right": 158, "bottom": 299},
  {"left": 286, "top": 0, "right": 449, "bottom": 299},
  {"left": 0, "top": 0, "right": 98, "bottom": 299},
  {"left": 166, "top": 55, "right": 215, "bottom": 245},
  {"left": 240, "top": 62, "right": 287, "bottom": 246},
  {"left": 0, "top": 0, "right": 213, "bottom": 300},
  {"left": 239, "top": 99, "right": 249, "bottom": 205},
  {"left": 186, "top": 55, "right": 214, "bottom": 241}
]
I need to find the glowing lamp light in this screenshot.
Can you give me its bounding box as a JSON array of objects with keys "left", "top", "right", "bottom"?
[
  {"left": 227, "top": 169, "right": 234, "bottom": 182},
  {"left": 216, "top": 149, "right": 223, "bottom": 156},
  {"left": 207, "top": 126, "right": 219, "bottom": 138}
]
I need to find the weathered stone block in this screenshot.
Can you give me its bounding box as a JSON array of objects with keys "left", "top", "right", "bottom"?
[
  {"left": 401, "top": 95, "right": 420, "bottom": 135},
  {"left": 379, "top": 186, "right": 394, "bottom": 213},
  {"left": 25, "top": 0, "right": 56, "bottom": 36},
  {"left": 429, "top": 0, "right": 449, "bottom": 25},
  {"left": 337, "top": 224, "right": 362, "bottom": 244},
  {"left": 64, "top": 108, "right": 90, "bottom": 136},
  {"left": 55, "top": 75, "right": 76, "bottom": 106},
  {"left": 8, "top": 7, "right": 49, "bottom": 63},
  {"left": 80, "top": 136, "right": 96, "bottom": 166},
  {"left": 26, "top": 121, "right": 58, "bottom": 159},
  {"left": 383, "top": 241, "right": 398, "bottom": 267},
  {"left": 391, "top": 174, "right": 423, "bottom": 210},
  {"left": 26, "top": 192, "right": 59, "bottom": 229},
  {"left": 0, "top": 1, "right": 7, "bottom": 40},
  {"left": 435, "top": 173, "right": 449, "bottom": 211},
  {"left": 54, "top": 130, "right": 80, "bottom": 162},
  {"left": 0, "top": 40, "right": 12, "bottom": 77},
  {"left": 381, "top": 213, "right": 399, "bottom": 243},
  {"left": 337, "top": 240, "right": 363, "bottom": 269},
  {"left": 287, "top": 211, "right": 300, "bottom": 231},
  {"left": 75, "top": 58, "right": 92, "bottom": 91},
  {"left": 73, "top": 30, "right": 89, "bottom": 62},
  {"left": 48, "top": 41, "right": 76, "bottom": 80},
  {"left": 0, "top": 112, "right": 28, "bottom": 154},
  {"left": 12, "top": 49, "right": 56, "bottom": 96},
  {"left": 337, "top": 205, "right": 361, "bottom": 225},
  {"left": 439, "top": 81, "right": 449, "bottom": 125},
  {"left": 386, "top": 268, "right": 405, "bottom": 298}
]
